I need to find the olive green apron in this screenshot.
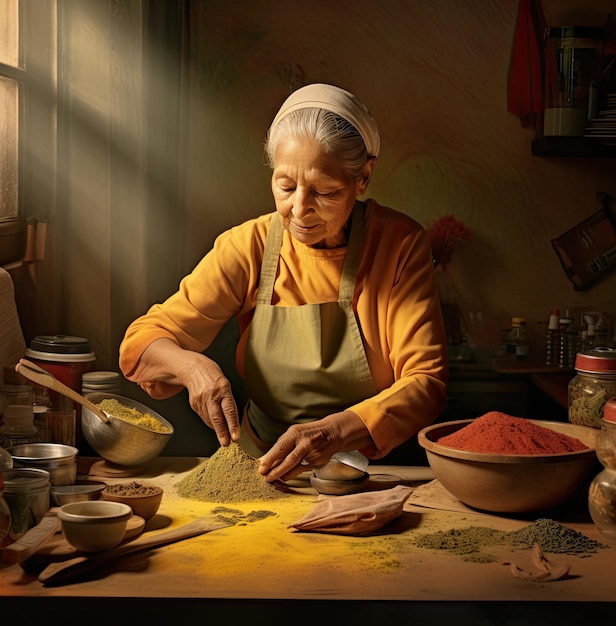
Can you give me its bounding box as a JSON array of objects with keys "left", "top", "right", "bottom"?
[{"left": 239, "top": 202, "right": 376, "bottom": 456}]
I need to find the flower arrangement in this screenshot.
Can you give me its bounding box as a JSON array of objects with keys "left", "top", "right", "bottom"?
[{"left": 426, "top": 214, "right": 472, "bottom": 269}]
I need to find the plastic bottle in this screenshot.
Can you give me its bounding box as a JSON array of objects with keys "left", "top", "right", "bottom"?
[
  {"left": 588, "top": 397, "right": 616, "bottom": 542},
  {"left": 545, "top": 308, "right": 560, "bottom": 366},
  {"left": 557, "top": 312, "right": 575, "bottom": 368},
  {"left": 505, "top": 317, "right": 530, "bottom": 361}
]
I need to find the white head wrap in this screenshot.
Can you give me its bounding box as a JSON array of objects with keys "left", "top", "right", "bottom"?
[{"left": 269, "top": 83, "right": 380, "bottom": 157}]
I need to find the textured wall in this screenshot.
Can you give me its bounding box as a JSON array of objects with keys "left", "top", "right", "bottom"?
[
  {"left": 45, "top": 0, "right": 616, "bottom": 455},
  {"left": 181, "top": 0, "right": 616, "bottom": 354}
]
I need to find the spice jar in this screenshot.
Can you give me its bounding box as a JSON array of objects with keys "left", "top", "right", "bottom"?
[
  {"left": 0, "top": 473, "right": 11, "bottom": 545},
  {"left": 588, "top": 398, "right": 616, "bottom": 542},
  {"left": 0, "top": 385, "right": 42, "bottom": 447},
  {"left": 82, "top": 371, "right": 122, "bottom": 396},
  {"left": 0, "top": 467, "right": 50, "bottom": 545},
  {"left": 568, "top": 347, "right": 616, "bottom": 429},
  {"left": 25, "top": 334, "right": 96, "bottom": 444}
]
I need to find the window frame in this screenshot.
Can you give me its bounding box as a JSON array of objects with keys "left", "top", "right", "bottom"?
[{"left": 0, "top": 0, "right": 57, "bottom": 225}]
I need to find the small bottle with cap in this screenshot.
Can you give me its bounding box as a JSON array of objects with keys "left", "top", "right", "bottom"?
[
  {"left": 506, "top": 316, "right": 530, "bottom": 361},
  {"left": 557, "top": 311, "right": 575, "bottom": 368},
  {"left": 545, "top": 308, "right": 560, "bottom": 366}
]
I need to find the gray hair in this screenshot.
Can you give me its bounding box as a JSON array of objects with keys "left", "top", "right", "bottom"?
[{"left": 264, "top": 108, "right": 370, "bottom": 178}]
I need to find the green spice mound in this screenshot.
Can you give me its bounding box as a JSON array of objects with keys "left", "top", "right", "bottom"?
[
  {"left": 506, "top": 518, "right": 606, "bottom": 555},
  {"left": 175, "top": 443, "right": 291, "bottom": 503},
  {"left": 210, "top": 506, "right": 277, "bottom": 525},
  {"left": 414, "top": 518, "right": 608, "bottom": 563}
]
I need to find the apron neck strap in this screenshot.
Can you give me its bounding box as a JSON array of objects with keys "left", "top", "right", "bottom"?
[{"left": 257, "top": 202, "right": 365, "bottom": 304}]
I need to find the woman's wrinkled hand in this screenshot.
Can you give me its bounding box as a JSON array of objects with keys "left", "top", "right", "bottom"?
[
  {"left": 182, "top": 357, "right": 240, "bottom": 446},
  {"left": 134, "top": 339, "right": 240, "bottom": 447},
  {"left": 257, "top": 410, "right": 372, "bottom": 482}
]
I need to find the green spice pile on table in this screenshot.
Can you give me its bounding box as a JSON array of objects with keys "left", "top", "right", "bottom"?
[
  {"left": 414, "top": 518, "right": 608, "bottom": 563},
  {"left": 175, "top": 442, "right": 292, "bottom": 503},
  {"left": 210, "top": 506, "right": 278, "bottom": 525}
]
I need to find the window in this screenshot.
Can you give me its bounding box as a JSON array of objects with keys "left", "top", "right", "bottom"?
[
  {"left": 0, "top": 0, "right": 21, "bottom": 219},
  {"left": 0, "top": 0, "right": 56, "bottom": 226}
]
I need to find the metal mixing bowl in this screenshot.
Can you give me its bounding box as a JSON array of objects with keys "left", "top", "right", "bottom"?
[
  {"left": 51, "top": 479, "right": 107, "bottom": 506},
  {"left": 418, "top": 419, "right": 599, "bottom": 513},
  {"left": 81, "top": 392, "right": 174, "bottom": 467}
]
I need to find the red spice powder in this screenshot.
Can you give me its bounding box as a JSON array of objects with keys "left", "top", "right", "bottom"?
[{"left": 437, "top": 411, "right": 589, "bottom": 455}]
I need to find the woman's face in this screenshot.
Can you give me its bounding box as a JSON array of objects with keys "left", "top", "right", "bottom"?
[{"left": 271, "top": 137, "right": 373, "bottom": 248}]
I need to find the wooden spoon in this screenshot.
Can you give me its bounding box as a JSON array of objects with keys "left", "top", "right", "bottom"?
[{"left": 15, "top": 358, "right": 110, "bottom": 424}]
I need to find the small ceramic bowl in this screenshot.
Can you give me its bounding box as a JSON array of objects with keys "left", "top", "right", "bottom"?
[
  {"left": 58, "top": 500, "right": 133, "bottom": 552},
  {"left": 101, "top": 482, "right": 164, "bottom": 521}
]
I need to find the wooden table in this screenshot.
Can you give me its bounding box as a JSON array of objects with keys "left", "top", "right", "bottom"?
[{"left": 1, "top": 457, "right": 615, "bottom": 625}]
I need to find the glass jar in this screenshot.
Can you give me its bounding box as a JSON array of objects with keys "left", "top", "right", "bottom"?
[
  {"left": 588, "top": 399, "right": 616, "bottom": 541},
  {"left": 0, "top": 385, "right": 42, "bottom": 447},
  {"left": 0, "top": 472, "right": 11, "bottom": 545},
  {"left": 0, "top": 467, "right": 50, "bottom": 545},
  {"left": 81, "top": 370, "right": 122, "bottom": 396},
  {"left": 543, "top": 26, "right": 604, "bottom": 137},
  {"left": 568, "top": 347, "right": 616, "bottom": 429}
]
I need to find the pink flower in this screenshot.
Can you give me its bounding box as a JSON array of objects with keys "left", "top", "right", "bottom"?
[{"left": 426, "top": 214, "right": 472, "bottom": 269}]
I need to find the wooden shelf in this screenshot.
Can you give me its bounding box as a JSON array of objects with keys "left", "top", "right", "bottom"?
[{"left": 532, "top": 136, "right": 616, "bottom": 157}]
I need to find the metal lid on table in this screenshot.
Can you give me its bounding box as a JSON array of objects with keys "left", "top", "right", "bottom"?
[{"left": 575, "top": 347, "right": 616, "bottom": 374}]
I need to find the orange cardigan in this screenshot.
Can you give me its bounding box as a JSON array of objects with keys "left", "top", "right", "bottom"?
[{"left": 119, "top": 199, "right": 448, "bottom": 458}]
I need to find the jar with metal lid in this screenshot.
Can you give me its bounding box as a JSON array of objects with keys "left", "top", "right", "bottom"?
[
  {"left": 0, "top": 467, "right": 50, "bottom": 545},
  {"left": 24, "top": 335, "right": 96, "bottom": 401},
  {"left": 568, "top": 347, "right": 616, "bottom": 429},
  {"left": 82, "top": 370, "right": 122, "bottom": 396},
  {"left": 588, "top": 398, "right": 616, "bottom": 541}
]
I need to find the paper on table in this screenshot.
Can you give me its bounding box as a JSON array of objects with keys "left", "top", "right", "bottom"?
[
  {"left": 405, "top": 479, "right": 478, "bottom": 514},
  {"left": 289, "top": 485, "right": 413, "bottom": 535}
]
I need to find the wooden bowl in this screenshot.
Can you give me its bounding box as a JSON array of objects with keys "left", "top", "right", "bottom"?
[
  {"left": 102, "top": 482, "right": 164, "bottom": 520},
  {"left": 418, "top": 419, "right": 599, "bottom": 513}
]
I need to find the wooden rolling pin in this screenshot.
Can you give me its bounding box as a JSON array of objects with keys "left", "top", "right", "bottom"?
[
  {"left": 38, "top": 517, "right": 231, "bottom": 586},
  {"left": 0, "top": 510, "right": 60, "bottom": 567}
]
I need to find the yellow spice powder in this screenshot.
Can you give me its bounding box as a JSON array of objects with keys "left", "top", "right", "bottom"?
[{"left": 97, "top": 398, "right": 171, "bottom": 433}]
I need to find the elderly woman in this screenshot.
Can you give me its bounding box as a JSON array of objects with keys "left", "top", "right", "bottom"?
[{"left": 119, "top": 83, "right": 448, "bottom": 482}]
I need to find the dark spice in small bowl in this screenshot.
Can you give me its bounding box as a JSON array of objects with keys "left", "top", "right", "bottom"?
[
  {"left": 102, "top": 481, "right": 164, "bottom": 520},
  {"left": 104, "top": 481, "right": 161, "bottom": 497}
]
